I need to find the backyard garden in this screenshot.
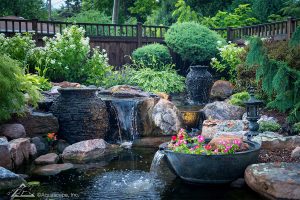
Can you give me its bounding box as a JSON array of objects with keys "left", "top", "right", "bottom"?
[{"left": 0, "top": 0, "right": 300, "bottom": 200}]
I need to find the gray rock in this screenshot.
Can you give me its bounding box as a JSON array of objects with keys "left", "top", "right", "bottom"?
[
  {"left": 0, "top": 167, "right": 26, "bottom": 190},
  {"left": 291, "top": 146, "right": 300, "bottom": 158},
  {"left": 38, "top": 91, "right": 59, "bottom": 112},
  {"left": 230, "top": 178, "right": 245, "bottom": 188},
  {"left": 202, "top": 119, "right": 249, "bottom": 138},
  {"left": 56, "top": 139, "right": 69, "bottom": 154},
  {"left": 202, "top": 101, "right": 245, "bottom": 120},
  {"left": 9, "top": 138, "right": 31, "bottom": 167},
  {"left": 31, "top": 136, "right": 49, "bottom": 156},
  {"left": 29, "top": 143, "right": 37, "bottom": 158},
  {"left": 50, "top": 86, "right": 61, "bottom": 94},
  {"left": 0, "top": 124, "right": 26, "bottom": 140},
  {"left": 252, "top": 132, "right": 300, "bottom": 150},
  {"left": 34, "top": 153, "right": 59, "bottom": 165},
  {"left": 101, "top": 85, "right": 151, "bottom": 98},
  {"left": 15, "top": 111, "right": 59, "bottom": 137},
  {"left": 152, "top": 99, "right": 183, "bottom": 134},
  {"left": 0, "top": 137, "right": 12, "bottom": 169},
  {"left": 120, "top": 141, "right": 132, "bottom": 149},
  {"left": 245, "top": 162, "right": 300, "bottom": 200},
  {"left": 242, "top": 113, "right": 278, "bottom": 123},
  {"left": 210, "top": 80, "right": 234, "bottom": 100},
  {"left": 62, "top": 139, "right": 121, "bottom": 163},
  {"left": 32, "top": 163, "right": 74, "bottom": 176}
]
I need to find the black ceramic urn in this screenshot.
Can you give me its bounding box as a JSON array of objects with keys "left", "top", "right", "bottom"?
[{"left": 185, "top": 65, "right": 213, "bottom": 105}]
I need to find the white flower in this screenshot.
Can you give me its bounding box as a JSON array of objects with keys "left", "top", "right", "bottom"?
[{"left": 50, "top": 60, "right": 56, "bottom": 64}]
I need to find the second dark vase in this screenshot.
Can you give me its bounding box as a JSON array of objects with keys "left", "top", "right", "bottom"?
[{"left": 185, "top": 65, "right": 213, "bottom": 105}]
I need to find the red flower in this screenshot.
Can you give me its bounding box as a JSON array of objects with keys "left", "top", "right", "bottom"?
[
  {"left": 205, "top": 144, "right": 212, "bottom": 150},
  {"left": 171, "top": 136, "right": 177, "bottom": 141},
  {"left": 179, "top": 134, "right": 184, "bottom": 140}
]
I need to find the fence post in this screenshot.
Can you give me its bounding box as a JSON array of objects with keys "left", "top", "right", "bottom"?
[
  {"left": 137, "top": 22, "right": 143, "bottom": 47},
  {"left": 227, "top": 27, "right": 233, "bottom": 42},
  {"left": 287, "top": 16, "right": 296, "bottom": 40},
  {"left": 31, "top": 18, "right": 38, "bottom": 43}
]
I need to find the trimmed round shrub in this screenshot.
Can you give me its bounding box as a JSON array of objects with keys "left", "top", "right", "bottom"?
[
  {"left": 165, "top": 22, "right": 225, "bottom": 64},
  {"left": 132, "top": 44, "right": 172, "bottom": 69}
]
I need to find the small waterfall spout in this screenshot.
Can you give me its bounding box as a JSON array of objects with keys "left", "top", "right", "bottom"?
[
  {"left": 111, "top": 98, "right": 140, "bottom": 141},
  {"left": 150, "top": 151, "right": 165, "bottom": 173}
]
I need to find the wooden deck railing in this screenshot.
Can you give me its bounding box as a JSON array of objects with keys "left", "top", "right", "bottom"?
[{"left": 0, "top": 17, "right": 299, "bottom": 43}]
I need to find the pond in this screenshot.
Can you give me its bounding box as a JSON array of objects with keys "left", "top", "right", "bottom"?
[{"left": 4, "top": 148, "right": 265, "bottom": 200}]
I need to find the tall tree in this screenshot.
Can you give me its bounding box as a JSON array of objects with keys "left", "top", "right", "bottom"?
[
  {"left": 252, "top": 0, "right": 285, "bottom": 22},
  {"left": 112, "top": 0, "right": 120, "bottom": 24}
]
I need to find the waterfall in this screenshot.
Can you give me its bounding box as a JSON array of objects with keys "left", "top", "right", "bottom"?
[
  {"left": 110, "top": 98, "right": 140, "bottom": 142},
  {"left": 150, "top": 150, "right": 166, "bottom": 173}
]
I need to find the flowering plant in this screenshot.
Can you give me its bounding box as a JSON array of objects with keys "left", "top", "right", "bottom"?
[{"left": 168, "top": 129, "right": 242, "bottom": 155}]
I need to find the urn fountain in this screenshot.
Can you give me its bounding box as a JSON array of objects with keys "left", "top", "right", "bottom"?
[{"left": 185, "top": 65, "right": 213, "bottom": 105}]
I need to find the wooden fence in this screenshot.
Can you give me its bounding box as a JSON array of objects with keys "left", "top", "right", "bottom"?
[{"left": 0, "top": 17, "right": 300, "bottom": 66}]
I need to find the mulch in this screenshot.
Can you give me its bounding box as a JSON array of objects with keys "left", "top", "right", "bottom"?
[{"left": 258, "top": 148, "right": 300, "bottom": 163}]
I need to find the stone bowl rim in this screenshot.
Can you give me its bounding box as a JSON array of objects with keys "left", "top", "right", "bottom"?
[{"left": 160, "top": 140, "right": 261, "bottom": 157}]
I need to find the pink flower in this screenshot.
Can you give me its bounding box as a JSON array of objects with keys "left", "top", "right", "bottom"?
[
  {"left": 205, "top": 144, "right": 212, "bottom": 150},
  {"left": 172, "top": 136, "right": 177, "bottom": 141},
  {"left": 197, "top": 135, "right": 205, "bottom": 143},
  {"left": 214, "top": 149, "right": 219, "bottom": 153}
]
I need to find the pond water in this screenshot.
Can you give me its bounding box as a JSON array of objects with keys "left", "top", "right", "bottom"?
[{"left": 3, "top": 148, "right": 265, "bottom": 200}]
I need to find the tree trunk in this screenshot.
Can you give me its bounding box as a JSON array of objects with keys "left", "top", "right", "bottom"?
[{"left": 112, "top": 0, "right": 120, "bottom": 24}]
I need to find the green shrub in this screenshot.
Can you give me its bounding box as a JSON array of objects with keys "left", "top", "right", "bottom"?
[
  {"left": 165, "top": 22, "right": 225, "bottom": 64},
  {"left": 132, "top": 44, "right": 172, "bottom": 69},
  {"left": 129, "top": 68, "right": 185, "bottom": 93},
  {"left": 103, "top": 66, "right": 135, "bottom": 88},
  {"left": 211, "top": 43, "right": 246, "bottom": 83},
  {"left": 23, "top": 73, "right": 52, "bottom": 91},
  {"left": 0, "top": 33, "right": 35, "bottom": 64},
  {"left": 292, "top": 122, "right": 300, "bottom": 134},
  {"left": 259, "top": 121, "right": 281, "bottom": 132},
  {"left": 0, "top": 55, "right": 42, "bottom": 121},
  {"left": 229, "top": 91, "right": 250, "bottom": 107},
  {"left": 0, "top": 55, "right": 25, "bottom": 121}
]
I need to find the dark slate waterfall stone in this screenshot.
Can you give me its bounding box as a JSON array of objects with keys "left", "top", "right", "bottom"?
[
  {"left": 51, "top": 88, "right": 109, "bottom": 144},
  {"left": 185, "top": 65, "right": 213, "bottom": 105}
]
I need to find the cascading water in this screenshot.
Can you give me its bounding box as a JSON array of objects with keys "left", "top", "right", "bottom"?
[
  {"left": 110, "top": 98, "right": 140, "bottom": 142},
  {"left": 150, "top": 151, "right": 165, "bottom": 173}
]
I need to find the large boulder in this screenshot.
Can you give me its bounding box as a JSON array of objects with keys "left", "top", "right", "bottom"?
[
  {"left": 15, "top": 111, "right": 59, "bottom": 137},
  {"left": 0, "top": 137, "right": 12, "bottom": 169},
  {"left": 201, "top": 101, "right": 245, "bottom": 120},
  {"left": 210, "top": 80, "right": 234, "bottom": 100},
  {"left": 34, "top": 153, "right": 59, "bottom": 165},
  {"left": 252, "top": 132, "right": 300, "bottom": 150},
  {"left": 100, "top": 85, "right": 153, "bottom": 98},
  {"left": 0, "top": 167, "right": 26, "bottom": 190},
  {"left": 245, "top": 162, "right": 300, "bottom": 200},
  {"left": 62, "top": 139, "right": 121, "bottom": 163},
  {"left": 201, "top": 119, "right": 248, "bottom": 138},
  {"left": 9, "top": 138, "right": 31, "bottom": 167},
  {"left": 0, "top": 124, "right": 26, "bottom": 140},
  {"left": 32, "top": 163, "right": 74, "bottom": 176},
  {"left": 151, "top": 99, "right": 183, "bottom": 134}
]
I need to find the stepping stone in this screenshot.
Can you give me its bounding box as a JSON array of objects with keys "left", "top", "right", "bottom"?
[
  {"left": 245, "top": 162, "right": 300, "bottom": 200},
  {"left": 34, "top": 153, "right": 59, "bottom": 165},
  {"left": 32, "top": 163, "right": 74, "bottom": 176},
  {"left": 0, "top": 167, "right": 26, "bottom": 190}
]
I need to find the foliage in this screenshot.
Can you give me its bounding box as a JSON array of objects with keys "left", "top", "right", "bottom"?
[
  {"left": 289, "top": 26, "right": 300, "bottom": 49},
  {"left": 23, "top": 73, "right": 52, "bottom": 91},
  {"left": 172, "top": 0, "right": 200, "bottom": 23},
  {"left": 84, "top": 48, "right": 113, "bottom": 86},
  {"left": 281, "top": 0, "right": 300, "bottom": 18},
  {"left": 201, "top": 4, "right": 259, "bottom": 29},
  {"left": 129, "top": 68, "right": 185, "bottom": 93},
  {"left": 0, "top": 55, "right": 42, "bottom": 121},
  {"left": 0, "top": 55, "right": 25, "bottom": 121},
  {"left": 165, "top": 22, "right": 225, "bottom": 64},
  {"left": 292, "top": 122, "right": 300, "bottom": 134},
  {"left": 132, "top": 44, "right": 172, "bottom": 69},
  {"left": 252, "top": 0, "right": 285, "bottom": 22},
  {"left": 168, "top": 129, "right": 242, "bottom": 155},
  {"left": 103, "top": 66, "right": 135, "bottom": 88},
  {"left": 66, "top": 10, "right": 111, "bottom": 24},
  {"left": 0, "top": 0, "right": 47, "bottom": 19},
  {"left": 246, "top": 37, "right": 300, "bottom": 122},
  {"left": 211, "top": 42, "right": 246, "bottom": 83},
  {"left": 258, "top": 121, "right": 281, "bottom": 132},
  {"left": 0, "top": 33, "right": 35, "bottom": 64},
  {"left": 229, "top": 91, "right": 250, "bottom": 107},
  {"left": 128, "top": 0, "right": 158, "bottom": 23}
]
